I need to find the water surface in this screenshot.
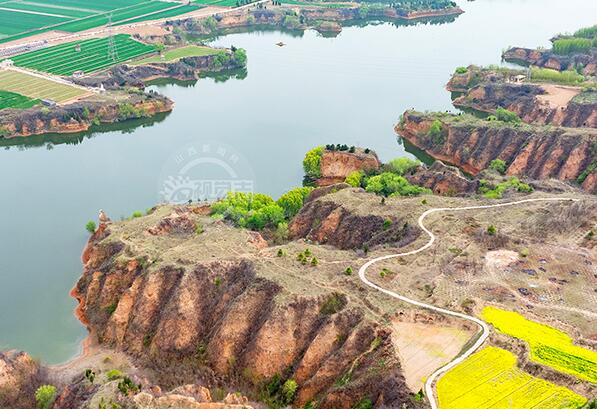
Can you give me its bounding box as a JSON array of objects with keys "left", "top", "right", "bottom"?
[{"left": 0, "top": 0, "right": 595, "bottom": 363}]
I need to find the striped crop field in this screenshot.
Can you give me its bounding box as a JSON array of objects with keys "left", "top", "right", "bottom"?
[
  {"left": 0, "top": 90, "right": 39, "bottom": 109},
  {"left": 8, "top": 35, "right": 156, "bottom": 76},
  {"left": 0, "top": 70, "right": 89, "bottom": 102},
  {"left": 481, "top": 306, "right": 597, "bottom": 383},
  {"left": 0, "top": 0, "right": 202, "bottom": 44},
  {"left": 437, "top": 347, "right": 587, "bottom": 409}
]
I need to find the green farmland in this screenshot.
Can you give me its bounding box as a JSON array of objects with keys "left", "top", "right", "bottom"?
[
  {"left": 133, "top": 45, "right": 219, "bottom": 64},
  {"left": 0, "top": 70, "right": 90, "bottom": 102},
  {"left": 0, "top": 90, "right": 39, "bottom": 110},
  {"left": 0, "top": 0, "right": 202, "bottom": 44},
  {"left": 8, "top": 35, "right": 156, "bottom": 76}
]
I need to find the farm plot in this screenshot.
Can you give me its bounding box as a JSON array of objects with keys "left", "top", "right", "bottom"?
[
  {"left": 0, "top": 70, "right": 89, "bottom": 102},
  {"left": 0, "top": 0, "right": 202, "bottom": 44},
  {"left": 132, "top": 45, "right": 219, "bottom": 64},
  {"left": 8, "top": 34, "right": 156, "bottom": 75},
  {"left": 0, "top": 90, "right": 39, "bottom": 109},
  {"left": 481, "top": 306, "right": 597, "bottom": 383},
  {"left": 437, "top": 347, "right": 587, "bottom": 409}
]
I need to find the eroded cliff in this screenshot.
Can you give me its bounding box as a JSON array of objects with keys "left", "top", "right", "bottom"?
[
  {"left": 396, "top": 111, "right": 597, "bottom": 193},
  {"left": 73, "top": 203, "right": 426, "bottom": 408}
]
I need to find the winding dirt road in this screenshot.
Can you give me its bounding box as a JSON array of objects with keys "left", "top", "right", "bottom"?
[{"left": 358, "top": 197, "right": 578, "bottom": 409}]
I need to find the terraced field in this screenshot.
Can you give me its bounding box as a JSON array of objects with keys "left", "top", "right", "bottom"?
[
  {"left": 437, "top": 347, "right": 587, "bottom": 409},
  {"left": 8, "top": 35, "right": 156, "bottom": 75},
  {"left": 0, "top": 70, "right": 89, "bottom": 102},
  {"left": 0, "top": 90, "right": 39, "bottom": 109},
  {"left": 481, "top": 306, "right": 597, "bottom": 383},
  {"left": 0, "top": 0, "right": 202, "bottom": 44}
]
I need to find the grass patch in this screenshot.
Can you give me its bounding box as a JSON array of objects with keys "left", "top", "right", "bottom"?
[
  {"left": 0, "top": 70, "right": 89, "bottom": 102},
  {"left": 133, "top": 45, "right": 218, "bottom": 64},
  {"left": 438, "top": 346, "right": 587, "bottom": 408},
  {"left": 481, "top": 306, "right": 597, "bottom": 383},
  {"left": 0, "top": 90, "right": 39, "bottom": 110},
  {"left": 530, "top": 67, "right": 586, "bottom": 85}
]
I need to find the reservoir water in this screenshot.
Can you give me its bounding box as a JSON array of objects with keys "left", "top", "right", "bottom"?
[{"left": 0, "top": 0, "right": 595, "bottom": 363}]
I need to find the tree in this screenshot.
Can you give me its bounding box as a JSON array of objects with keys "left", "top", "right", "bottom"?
[
  {"left": 311, "top": 257, "right": 319, "bottom": 266},
  {"left": 345, "top": 170, "right": 363, "bottom": 187},
  {"left": 85, "top": 220, "right": 96, "bottom": 234},
  {"left": 495, "top": 107, "right": 521, "bottom": 123},
  {"left": 489, "top": 159, "right": 507, "bottom": 174},
  {"left": 365, "top": 172, "right": 430, "bottom": 197},
  {"left": 277, "top": 187, "right": 313, "bottom": 218},
  {"left": 303, "top": 146, "right": 324, "bottom": 179},
  {"left": 35, "top": 385, "right": 56, "bottom": 409},
  {"left": 282, "top": 379, "right": 298, "bottom": 404},
  {"left": 428, "top": 119, "right": 444, "bottom": 144}
]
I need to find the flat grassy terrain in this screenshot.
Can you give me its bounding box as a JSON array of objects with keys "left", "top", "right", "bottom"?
[
  {"left": 0, "top": 70, "right": 89, "bottom": 102},
  {"left": 0, "top": 0, "right": 202, "bottom": 44},
  {"left": 8, "top": 35, "right": 156, "bottom": 76},
  {"left": 437, "top": 347, "right": 587, "bottom": 409},
  {"left": 481, "top": 306, "right": 597, "bottom": 383},
  {"left": 0, "top": 90, "right": 39, "bottom": 109},
  {"left": 133, "top": 45, "right": 219, "bottom": 64},
  {"left": 192, "top": 0, "right": 245, "bottom": 7}
]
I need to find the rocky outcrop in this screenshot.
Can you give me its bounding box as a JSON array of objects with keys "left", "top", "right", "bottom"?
[
  {"left": 318, "top": 149, "right": 381, "bottom": 186},
  {"left": 396, "top": 111, "right": 597, "bottom": 193},
  {"left": 502, "top": 47, "right": 597, "bottom": 77},
  {"left": 290, "top": 186, "right": 420, "bottom": 249},
  {"left": 72, "top": 51, "right": 246, "bottom": 89},
  {"left": 447, "top": 67, "right": 597, "bottom": 128},
  {"left": 0, "top": 350, "right": 43, "bottom": 409},
  {"left": 72, "top": 206, "right": 421, "bottom": 409},
  {"left": 405, "top": 161, "right": 478, "bottom": 196},
  {"left": 0, "top": 92, "right": 172, "bottom": 139}
]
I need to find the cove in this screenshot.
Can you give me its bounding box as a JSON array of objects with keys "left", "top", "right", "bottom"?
[{"left": 0, "top": 0, "right": 595, "bottom": 364}]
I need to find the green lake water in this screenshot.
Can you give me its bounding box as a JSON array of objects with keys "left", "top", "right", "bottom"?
[{"left": 0, "top": 0, "right": 595, "bottom": 364}]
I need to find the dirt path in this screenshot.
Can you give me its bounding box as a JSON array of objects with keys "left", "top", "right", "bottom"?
[
  {"left": 536, "top": 83, "right": 581, "bottom": 109},
  {"left": 358, "top": 197, "right": 578, "bottom": 409}
]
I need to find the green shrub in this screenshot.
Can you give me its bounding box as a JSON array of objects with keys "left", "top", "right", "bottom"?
[
  {"left": 106, "top": 369, "right": 124, "bottom": 380},
  {"left": 489, "top": 159, "right": 507, "bottom": 174},
  {"left": 35, "top": 385, "right": 56, "bottom": 409},
  {"left": 365, "top": 172, "right": 431, "bottom": 197},
  {"left": 428, "top": 119, "right": 445, "bottom": 144},
  {"left": 277, "top": 187, "right": 313, "bottom": 218},
  {"left": 211, "top": 192, "right": 284, "bottom": 230},
  {"left": 311, "top": 257, "right": 319, "bottom": 266},
  {"left": 277, "top": 248, "right": 285, "bottom": 257},
  {"left": 85, "top": 220, "right": 96, "bottom": 233},
  {"left": 386, "top": 157, "right": 421, "bottom": 175},
  {"left": 344, "top": 266, "right": 353, "bottom": 275},
  {"left": 303, "top": 146, "right": 324, "bottom": 179},
  {"left": 553, "top": 37, "right": 592, "bottom": 55},
  {"left": 117, "top": 376, "right": 140, "bottom": 395},
  {"left": 495, "top": 107, "right": 521, "bottom": 123},
  {"left": 487, "top": 225, "right": 497, "bottom": 236},
  {"left": 383, "top": 218, "right": 392, "bottom": 230},
  {"left": 574, "top": 25, "right": 597, "bottom": 38},
  {"left": 455, "top": 66, "right": 468, "bottom": 74},
  {"left": 282, "top": 379, "right": 298, "bottom": 404},
  {"left": 345, "top": 170, "right": 364, "bottom": 187},
  {"left": 233, "top": 48, "right": 247, "bottom": 66},
  {"left": 132, "top": 211, "right": 143, "bottom": 218},
  {"left": 481, "top": 177, "right": 533, "bottom": 199}
]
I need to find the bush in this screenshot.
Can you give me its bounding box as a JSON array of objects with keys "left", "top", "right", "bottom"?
[
  {"left": 344, "top": 266, "right": 353, "bottom": 275},
  {"left": 85, "top": 220, "right": 96, "bottom": 233},
  {"left": 233, "top": 48, "right": 247, "bottom": 66},
  {"left": 574, "top": 25, "right": 597, "bottom": 39},
  {"left": 211, "top": 192, "right": 285, "bottom": 230},
  {"left": 365, "top": 172, "right": 431, "bottom": 197},
  {"left": 106, "top": 369, "right": 125, "bottom": 380},
  {"left": 428, "top": 119, "right": 445, "bottom": 144},
  {"left": 489, "top": 159, "right": 507, "bottom": 174},
  {"left": 487, "top": 225, "right": 497, "bottom": 235},
  {"left": 455, "top": 66, "right": 468, "bottom": 74},
  {"left": 132, "top": 211, "right": 143, "bottom": 218},
  {"left": 386, "top": 157, "right": 420, "bottom": 175},
  {"left": 320, "top": 293, "right": 346, "bottom": 315},
  {"left": 35, "top": 385, "right": 56, "bottom": 409},
  {"left": 311, "top": 257, "right": 319, "bottom": 266},
  {"left": 553, "top": 37, "right": 592, "bottom": 55},
  {"left": 303, "top": 146, "right": 324, "bottom": 179},
  {"left": 481, "top": 177, "right": 533, "bottom": 199},
  {"left": 282, "top": 379, "right": 298, "bottom": 403},
  {"left": 277, "top": 187, "right": 313, "bottom": 218},
  {"left": 274, "top": 222, "right": 289, "bottom": 243},
  {"left": 495, "top": 107, "right": 521, "bottom": 123},
  {"left": 345, "top": 170, "right": 364, "bottom": 187}
]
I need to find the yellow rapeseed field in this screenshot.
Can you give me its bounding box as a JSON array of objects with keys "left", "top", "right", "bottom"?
[
  {"left": 437, "top": 347, "right": 587, "bottom": 409},
  {"left": 481, "top": 306, "right": 597, "bottom": 383}
]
